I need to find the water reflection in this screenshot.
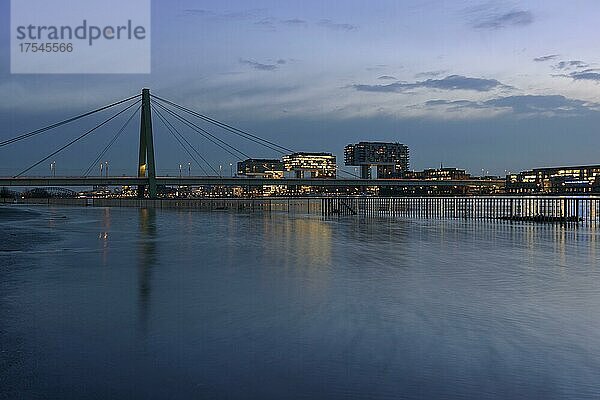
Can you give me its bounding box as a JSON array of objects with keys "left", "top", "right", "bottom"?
[
  {"left": 137, "top": 207, "right": 157, "bottom": 333},
  {"left": 99, "top": 208, "right": 111, "bottom": 265},
  {"left": 6, "top": 208, "right": 600, "bottom": 399}
]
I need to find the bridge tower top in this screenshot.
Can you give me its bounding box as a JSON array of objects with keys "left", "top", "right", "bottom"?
[{"left": 138, "top": 88, "right": 157, "bottom": 198}]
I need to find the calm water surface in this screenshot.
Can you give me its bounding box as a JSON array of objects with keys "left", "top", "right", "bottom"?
[{"left": 1, "top": 205, "right": 600, "bottom": 399}]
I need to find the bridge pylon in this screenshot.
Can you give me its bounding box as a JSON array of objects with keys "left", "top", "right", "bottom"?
[{"left": 137, "top": 88, "right": 157, "bottom": 198}]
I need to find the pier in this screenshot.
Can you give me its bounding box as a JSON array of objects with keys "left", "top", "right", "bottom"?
[{"left": 5, "top": 195, "right": 600, "bottom": 225}]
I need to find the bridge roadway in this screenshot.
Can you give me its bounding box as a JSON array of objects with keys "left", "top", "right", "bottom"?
[{"left": 0, "top": 176, "right": 504, "bottom": 188}]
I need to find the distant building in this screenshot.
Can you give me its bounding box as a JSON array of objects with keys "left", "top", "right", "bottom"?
[
  {"left": 344, "top": 141, "right": 409, "bottom": 179},
  {"left": 506, "top": 165, "right": 600, "bottom": 194},
  {"left": 402, "top": 167, "right": 471, "bottom": 181},
  {"left": 237, "top": 158, "right": 284, "bottom": 178},
  {"left": 283, "top": 152, "right": 337, "bottom": 179}
]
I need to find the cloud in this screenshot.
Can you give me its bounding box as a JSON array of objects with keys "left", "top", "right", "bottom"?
[
  {"left": 425, "top": 95, "right": 599, "bottom": 117},
  {"left": 282, "top": 18, "right": 307, "bottom": 26},
  {"left": 568, "top": 70, "right": 600, "bottom": 81},
  {"left": 485, "top": 95, "right": 596, "bottom": 115},
  {"left": 415, "top": 70, "right": 448, "bottom": 78},
  {"left": 182, "top": 8, "right": 308, "bottom": 31},
  {"left": 254, "top": 17, "right": 277, "bottom": 30},
  {"left": 182, "top": 8, "right": 266, "bottom": 21},
  {"left": 182, "top": 9, "right": 211, "bottom": 17},
  {"left": 533, "top": 54, "right": 558, "bottom": 62},
  {"left": 353, "top": 75, "right": 507, "bottom": 93},
  {"left": 425, "top": 99, "right": 483, "bottom": 108},
  {"left": 317, "top": 19, "right": 358, "bottom": 31},
  {"left": 554, "top": 60, "right": 589, "bottom": 70},
  {"left": 377, "top": 75, "right": 397, "bottom": 80},
  {"left": 239, "top": 59, "right": 278, "bottom": 71},
  {"left": 470, "top": 9, "right": 533, "bottom": 30}
]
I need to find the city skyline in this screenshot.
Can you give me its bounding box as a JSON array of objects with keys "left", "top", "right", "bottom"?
[{"left": 2, "top": 0, "right": 600, "bottom": 176}]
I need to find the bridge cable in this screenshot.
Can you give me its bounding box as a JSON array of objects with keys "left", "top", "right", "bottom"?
[
  {"left": 0, "top": 94, "right": 141, "bottom": 147},
  {"left": 338, "top": 168, "right": 362, "bottom": 179},
  {"left": 83, "top": 104, "right": 141, "bottom": 177},
  {"left": 14, "top": 99, "right": 141, "bottom": 178},
  {"left": 151, "top": 104, "right": 213, "bottom": 176},
  {"left": 152, "top": 95, "right": 290, "bottom": 154},
  {"left": 152, "top": 100, "right": 249, "bottom": 161},
  {"left": 151, "top": 94, "right": 293, "bottom": 154}
]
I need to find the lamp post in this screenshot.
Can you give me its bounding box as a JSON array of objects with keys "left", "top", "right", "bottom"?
[
  {"left": 50, "top": 161, "right": 56, "bottom": 177},
  {"left": 229, "top": 163, "right": 233, "bottom": 177},
  {"left": 188, "top": 162, "right": 191, "bottom": 177},
  {"left": 100, "top": 163, "right": 103, "bottom": 177},
  {"left": 179, "top": 164, "right": 183, "bottom": 178},
  {"left": 105, "top": 161, "right": 109, "bottom": 178},
  {"left": 219, "top": 165, "right": 222, "bottom": 178}
]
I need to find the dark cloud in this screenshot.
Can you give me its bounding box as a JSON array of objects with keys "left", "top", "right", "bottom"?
[
  {"left": 415, "top": 70, "right": 448, "bottom": 78},
  {"left": 485, "top": 95, "right": 595, "bottom": 115},
  {"left": 377, "top": 75, "right": 397, "bottom": 80},
  {"left": 555, "top": 60, "right": 589, "bottom": 70},
  {"left": 182, "top": 8, "right": 266, "bottom": 21},
  {"left": 254, "top": 17, "right": 277, "bottom": 29},
  {"left": 533, "top": 54, "right": 559, "bottom": 62},
  {"left": 282, "top": 18, "right": 307, "bottom": 26},
  {"left": 276, "top": 59, "right": 287, "bottom": 65},
  {"left": 425, "top": 95, "right": 598, "bottom": 116},
  {"left": 353, "top": 75, "right": 506, "bottom": 93},
  {"left": 317, "top": 19, "right": 358, "bottom": 31},
  {"left": 182, "top": 9, "right": 211, "bottom": 17},
  {"left": 239, "top": 59, "right": 278, "bottom": 71},
  {"left": 472, "top": 10, "right": 533, "bottom": 29},
  {"left": 425, "top": 99, "right": 482, "bottom": 108},
  {"left": 568, "top": 70, "right": 600, "bottom": 81}
]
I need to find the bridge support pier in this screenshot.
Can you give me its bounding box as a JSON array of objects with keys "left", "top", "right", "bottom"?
[{"left": 137, "top": 88, "right": 157, "bottom": 198}]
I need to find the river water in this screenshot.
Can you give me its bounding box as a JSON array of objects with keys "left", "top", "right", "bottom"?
[{"left": 1, "top": 205, "right": 600, "bottom": 399}]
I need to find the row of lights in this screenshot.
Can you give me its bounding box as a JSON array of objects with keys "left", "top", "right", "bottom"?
[
  {"left": 48, "top": 161, "right": 237, "bottom": 178},
  {"left": 179, "top": 162, "right": 234, "bottom": 177}
]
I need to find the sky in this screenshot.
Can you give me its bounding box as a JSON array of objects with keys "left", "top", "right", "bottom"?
[{"left": 2, "top": 0, "right": 600, "bottom": 177}]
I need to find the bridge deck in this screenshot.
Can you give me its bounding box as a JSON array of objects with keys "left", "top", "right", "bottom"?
[{"left": 0, "top": 177, "right": 503, "bottom": 188}]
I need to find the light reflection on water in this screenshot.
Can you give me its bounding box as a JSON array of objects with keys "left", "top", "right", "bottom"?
[{"left": 1, "top": 206, "right": 600, "bottom": 399}]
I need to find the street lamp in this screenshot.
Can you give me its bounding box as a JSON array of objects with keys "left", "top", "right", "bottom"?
[
  {"left": 179, "top": 164, "right": 183, "bottom": 178},
  {"left": 229, "top": 163, "right": 233, "bottom": 177},
  {"left": 219, "top": 165, "right": 222, "bottom": 177},
  {"left": 105, "top": 161, "right": 109, "bottom": 178},
  {"left": 50, "top": 161, "right": 56, "bottom": 177},
  {"left": 100, "top": 163, "right": 103, "bottom": 177},
  {"left": 188, "top": 162, "right": 191, "bottom": 176}
]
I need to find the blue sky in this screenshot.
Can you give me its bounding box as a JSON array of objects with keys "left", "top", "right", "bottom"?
[{"left": 2, "top": 0, "right": 600, "bottom": 176}]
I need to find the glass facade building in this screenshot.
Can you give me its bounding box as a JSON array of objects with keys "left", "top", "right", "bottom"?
[{"left": 282, "top": 152, "right": 337, "bottom": 179}]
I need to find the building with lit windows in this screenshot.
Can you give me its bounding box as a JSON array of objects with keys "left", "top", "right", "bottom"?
[
  {"left": 506, "top": 165, "right": 600, "bottom": 193},
  {"left": 282, "top": 152, "right": 337, "bottom": 179},
  {"left": 344, "top": 141, "right": 409, "bottom": 179},
  {"left": 237, "top": 158, "right": 284, "bottom": 178},
  {"left": 402, "top": 167, "right": 471, "bottom": 181}
]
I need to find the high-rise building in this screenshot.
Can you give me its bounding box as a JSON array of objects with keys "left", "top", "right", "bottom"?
[
  {"left": 282, "top": 152, "right": 337, "bottom": 179},
  {"left": 344, "top": 141, "right": 409, "bottom": 179}
]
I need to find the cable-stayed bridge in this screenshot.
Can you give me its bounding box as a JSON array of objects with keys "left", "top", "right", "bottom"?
[{"left": 0, "top": 88, "right": 502, "bottom": 197}]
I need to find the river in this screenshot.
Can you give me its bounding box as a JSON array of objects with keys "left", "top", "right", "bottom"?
[{"left": 1, "top": 205, "right": 600, "bottom": 399}]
